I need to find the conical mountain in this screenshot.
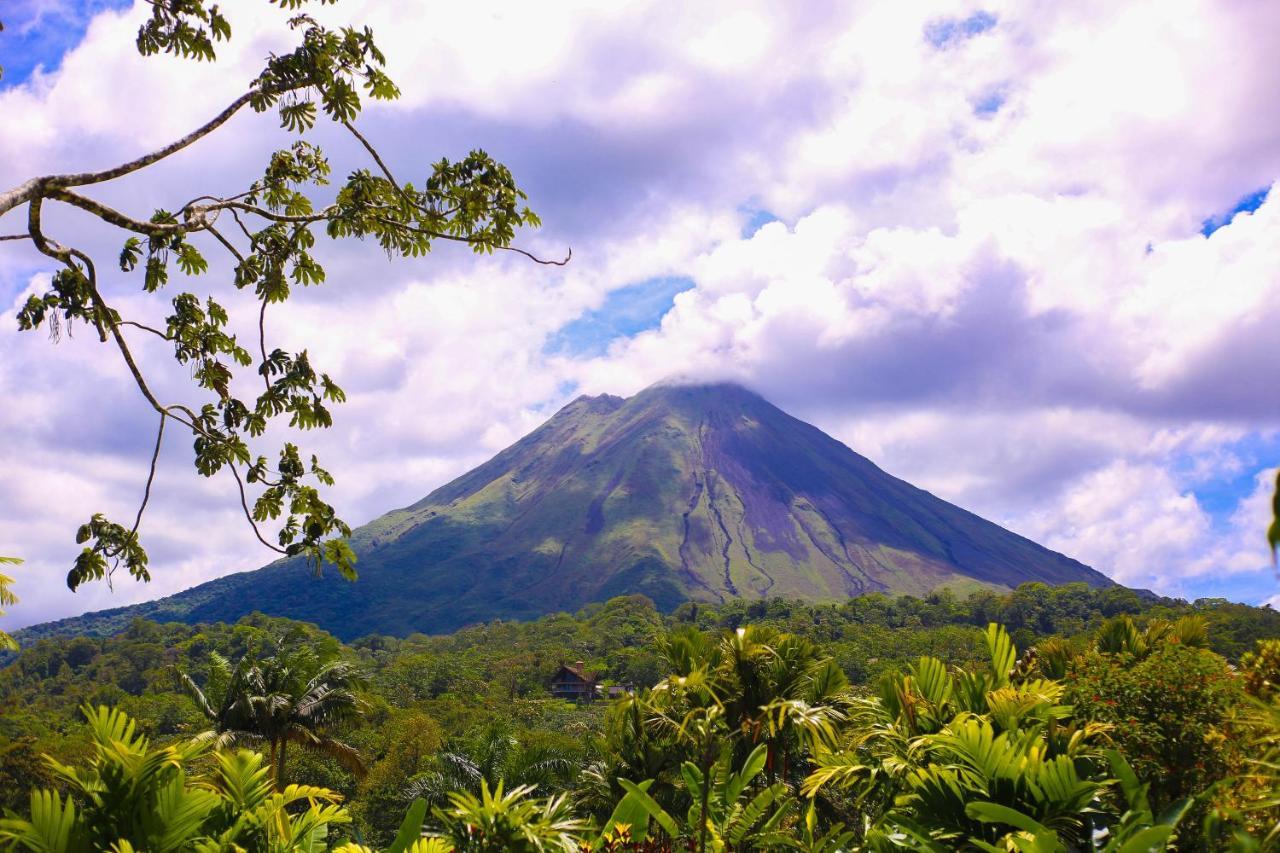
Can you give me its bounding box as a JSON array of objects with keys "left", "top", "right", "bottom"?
[{"left": 22, "top": 382, "right": 1109, "bottom": 641}]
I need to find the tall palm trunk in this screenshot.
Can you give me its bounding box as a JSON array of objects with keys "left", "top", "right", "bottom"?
[
  {"left": 277, "top": 738, "right": 288, "bottom": 791},
  {"left": 267, "top": 739, "right": 279, "bottom": 789}
]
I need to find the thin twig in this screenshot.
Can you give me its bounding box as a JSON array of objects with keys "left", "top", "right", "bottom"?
[
  {"left": 221, "top": 201, "right": 333, "bottom": 224},
  {"left": 228, "top": 464, "right": 287, "bottom": 554},
  {"left": 259, "top": 298, "right": 270, "bottom": 392},
  {"left": 0, "top": 233, "right": 31, "bottom": 242},
  {"left": 228, "top": 206, "right": 255, "bottom": 241},
  {"left": 345, "top": 119, "right": 572, "bottom": 266},
  {"left": 180, "top": 189, "right": 253, "bottom": 216},
  {"left": 373, "top": 215, "right": 572, "bottom": 265},
  {"left": 129, "top": 413, "right": 166, "bottom": 536},
  {"left": 502, "top": 244, "right": 572, "bottom": 266},
  {"left": 206, "top": 221, "right": 245, "bottom": 264},
  {"left": 160, "top": 405, "right": 200, "bottom": 435},
  {"left": 119, "top": 320, "right": 171, "bottom": 340},
  {"left": 342, "top": 118, "right": 401, "bottom": 190}
]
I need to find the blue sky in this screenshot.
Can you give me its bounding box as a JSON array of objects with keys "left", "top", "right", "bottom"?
[
  {"left": 1, "top": 0, "right": 1279, "bottom": 626},
  {"left": 1201, "top": 186, "right": 1271, "bottom": 237},
  {"left": 1180, "top": 433, "right": 1280, "bottom": 517},
  {"left": 1, "top": 0, "right": 130, "bottom": 87},
  {"left": 544, "top": 276, "right": 695, "bottom": 357},
  {"left": 740, "top": 208, "right": 781, "bottom": 238},
  {"left": 923, "top": 10, "right": 998, "bottom": 49}
]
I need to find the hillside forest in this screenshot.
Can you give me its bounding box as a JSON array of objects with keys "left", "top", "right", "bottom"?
[{"left": 1, "top": 584, "right": 1278, "bottom": 850}]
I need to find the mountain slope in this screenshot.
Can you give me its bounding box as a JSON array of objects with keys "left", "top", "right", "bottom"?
[{"left": 20, "top": 382, "right": 1110, "bottom": 641}]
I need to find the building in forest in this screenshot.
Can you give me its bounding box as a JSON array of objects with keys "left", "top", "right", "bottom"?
[{"left": 550, "top": 661, "right": 598, "bottom": 702}]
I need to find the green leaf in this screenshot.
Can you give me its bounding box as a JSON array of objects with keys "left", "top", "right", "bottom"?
[
  {"left": 617, "top": 778, "right": 679, "bottom": 839},
  {"left": 1115, "top": 826, "right": 1175, "bottom": 853},
  {"left": 1105, "top": 749, "right": 1148, "bottom": 814},
  {"left": 1154, "top": 797, "right": 1193, "bottom": 830},
  {"left": 387, "top": 797, "right": 427, "bottom": 853},
  {"left": 965, "top": 801, "right": 1055, "bottom": 839},
  {"left": 984, "top": 623, "right": 1017, "bottom": 685},
  {"left": 598, "top": 779, "right": 655, "bottom": 842},
  {"left": 680, "top": 760, "right": 704, "bottom": 804},
  {"left": 725, "top": 743, "right": 768, "bottom": 805}
]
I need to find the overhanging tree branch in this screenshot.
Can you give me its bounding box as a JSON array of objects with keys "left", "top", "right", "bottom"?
[{"left": 3, "top": 0, "right": 563, "bottom": 592}]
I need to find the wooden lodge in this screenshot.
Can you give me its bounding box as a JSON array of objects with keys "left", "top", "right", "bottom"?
[{"left": 550, "top": 660, "right": 599, "bottom": 702}]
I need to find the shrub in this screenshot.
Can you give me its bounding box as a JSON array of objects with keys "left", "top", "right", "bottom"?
[{"left": 1065, "top": 644, "right": 1242, "bottom": 814}]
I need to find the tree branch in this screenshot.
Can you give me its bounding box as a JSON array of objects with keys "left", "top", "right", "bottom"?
[
  {"left": 0, "top": 91, "right": 259, "bottom": 224},
  {"left": 48, "top": 188, "right": 193, "bottom": 235},
  {"left": 119, "top": 319, "right": 172, "bottom": 340},
  {"left": 129, "top": 412, "right": 166, "bottom": 537},
  {"left": 28, "top": 196, "right": 201, "bottom": 432},
  {"left": 345, "top": 119, "right": 572, "bottom": 266},
  {"left": 47, "top": 91, "right": 256, "bottom": 190},
  {"left": 228, "top": 463, "right": 288, "bottom": 554},
  {"left": 373, "top": 215, "right": 572, "bottom": 265},
  {"left": 259, "top": 298, "right": 270, "bottom": 392},
  {"left": 0, "top": 79, "right": 313, "bottom": 224},
  {"left": 205, "top": 221, "right": 245, "bottom": 264},
  {"left": 0, "top": 179, "right": 41, "bottom": 221}
]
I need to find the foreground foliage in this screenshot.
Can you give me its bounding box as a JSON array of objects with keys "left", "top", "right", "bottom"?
[
  {"left": 0, "top": 705, "right": 350, "bottom": 851},
  {"left": 1, "top": 589, "right": 1278, "bottom": 850}
]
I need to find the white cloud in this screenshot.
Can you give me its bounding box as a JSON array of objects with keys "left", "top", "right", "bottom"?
[
  {"left": 1022, "top": 461, "right": 1210, "bottom": 588},
  {"left": 1, "top": 0, "right": 1279, "bottom": 627}
]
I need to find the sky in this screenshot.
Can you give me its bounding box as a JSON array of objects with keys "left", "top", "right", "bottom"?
[{"left": 1, "top": 0, "right": 1278, "bottom": 629}]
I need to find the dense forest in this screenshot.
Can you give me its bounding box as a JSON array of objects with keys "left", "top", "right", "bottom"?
[{"left": 1, "top": 583, "right": 1278, "bottom": 849}]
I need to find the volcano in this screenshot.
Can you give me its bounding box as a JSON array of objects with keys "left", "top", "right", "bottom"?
[{"left": 23, "top": 382, "right": 1110, "bottom": 641}]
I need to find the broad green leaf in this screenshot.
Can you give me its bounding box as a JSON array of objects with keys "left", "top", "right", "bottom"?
[
  {"left": 387, "top": 797, "right": 427, "bottom": 853},
  {"left": 617, "top": 778, "right": 679, "bottom": 839}
]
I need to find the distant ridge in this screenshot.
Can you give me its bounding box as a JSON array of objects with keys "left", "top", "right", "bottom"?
[{"left": 18, "top": 382, "right": 1110, "bottom": 642}]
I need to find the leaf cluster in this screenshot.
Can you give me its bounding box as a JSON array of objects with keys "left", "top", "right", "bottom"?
[{"left": 3, "top": 0, "right": 556, "bottom": 592}]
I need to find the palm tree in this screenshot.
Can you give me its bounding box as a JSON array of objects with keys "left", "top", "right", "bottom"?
[
  {"left": 662, "top": 625, "right": 847, "bottom": 784},
  {"left": 1094, "top": 613, "right": 1209, "bottom": 658},
  {"left": 803, "top": 624, "right": 1122, "bottom": 848},
  {"left": 427, "top": 781, "right": 588, "bottom": 852},
  {"left": 177, "top": 637, "right": 367, "bottom": 789},
  {"left": 0, "top": 705, "right": 352, "bottom": 852},
  {"left": 404, "top": 721, "right": 577, "bottom": 808},
  {"left": 611, "top": 742, "right": 796, "bottom": 851}
]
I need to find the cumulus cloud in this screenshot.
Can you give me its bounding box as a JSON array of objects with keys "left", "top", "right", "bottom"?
[{"left": 1, "top": 0, "right": 1279, "bottom": 627}]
